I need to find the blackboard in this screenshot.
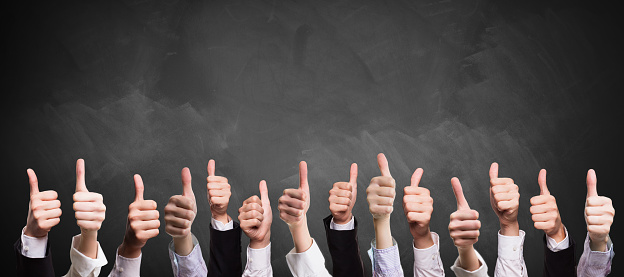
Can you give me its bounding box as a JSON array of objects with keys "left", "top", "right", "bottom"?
[{"left": 3, "top": 0, "right": 622, "bottom": 276}]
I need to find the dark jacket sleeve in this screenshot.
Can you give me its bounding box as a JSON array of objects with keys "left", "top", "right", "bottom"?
[
  {"left": 543, "top": 233, "right": 577, "bottom": 277},
  {"left": 207, "top": 220, "right": 242, "bottom": 277},
  {"left": 323, "top": 215, "right": 365, "bottom": 277},
  {"left": 15, "top": 238, "right": 55, "bottom": 277}
]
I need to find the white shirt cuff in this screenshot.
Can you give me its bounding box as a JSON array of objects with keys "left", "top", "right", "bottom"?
[
  {"left": 245, "top": 243, "right": 272, "bottom": 272},
  {"left": 498, "top": 230, "right": 525, "bottom": 260},
  {"left": 330, "top": 216, "right": 355, "bottom": 230},
  {"left": 64, "top": 234, "right": 108, "bottom": 277},
  {"left": 546, "top": 226, "right": 569, "bottom": 252},
  {"left": 413, "top": 232, "right": 443, "bottom": 270},
  {"left": 110, "top": 249, "right": 141, "bottom": 277},
  {"left": 20, "top": 227, "right": 48, "bottom": 258},
  {"left": 450, "top": 249, "right": 488, "bottom": 277},
  {"left": 211, "top": 217, "right": 233, "bottom": 231},
  {"left": 285, "top": 238, "right": 331, "bottom": 277}
]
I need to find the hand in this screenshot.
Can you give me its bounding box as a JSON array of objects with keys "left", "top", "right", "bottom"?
[
  {"left": 329, "top": 163, "right": 358, "bottom": 225},
  {"left": 120, "top": 174, "right": 160, "bottom": 258},
  {"left": 367, "top": 153, "right": 396, "bottom": 220},
  {"left": 403, "top": 168, "right": 434, "bottom": 248},
  {"left": 449, "top": 177, "right": 481, "bottom": 271},
  {"left": 239, "top": 180, "right": 272, "bottom": 249},
  {"left": 530, "top": 169, "right": 565, "bottom": 242},
  {"left": 207, "top": 159, "right": 231, "bottom": 223},
  {"left": 164, "top": 167, "right": 197, "bottom": 255},
  {"left": 279, "top": 161, "right": 310, "bottom": 227},
  {"left": 73, "top": 159, "right": 106, "bottom": 259},
  {"left": 489, "top": 163, "right": 520, "bottom": 235},
  {"left": 585, "top": 169, "right": 614, "bottom": 251},
  {"left": 449, "top": 177, "right": 480, "bottom": 248},
  {"left": 24, "top": 169, "right": 62, "bottom": 238}
]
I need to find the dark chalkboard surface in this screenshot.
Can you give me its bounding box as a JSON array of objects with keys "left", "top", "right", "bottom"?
[{"left": 3, "top": 0, "right": 622, "bottom": 276}]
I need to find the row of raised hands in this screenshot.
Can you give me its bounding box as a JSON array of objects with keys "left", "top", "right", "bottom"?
[{"left": 15, "top": 155, "right": 614, "bottom": 277}]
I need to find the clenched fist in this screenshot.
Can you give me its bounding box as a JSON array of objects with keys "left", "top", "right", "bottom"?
[
  {"left": 165, "top": 168, "right": 196, "bottom": 239},
  {"left": 489, "top": 163, "right": 520, "bottom": 235},
  {"left": 403, "top": 168, "right": 434, "bottom": 245},
  {"left": 279, "top": 161, "right": 310, "bottom": 227},
  {"left": 207, "top": 159, "right": 231, "bottom": 223},
  {"left": 239, "top": 180, "right": 272, "bottom": 249},
  {"left": 585, "top": 169, "right": 615, "bottom": 251},
  {"left": 367, "top": 154, "right": 396, "bottom": 219},
  {"left": 449, "top": 177, "right": 480, "bottom": 248},
  {"left": 329, "top": 163, "right": 358, "bottom": 225},
  {"left": 530, "top": 169, "right": 565, "bottom": 241},
  {"left": 120, "top": 174, "right": 160, "bottom": 258},
  {"left": 24, "top": 169, "right": 62, "bottom": 238}
]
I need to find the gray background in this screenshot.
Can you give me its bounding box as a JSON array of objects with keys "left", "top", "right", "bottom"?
[{"left": 3, "top": 0, "right": 621, "bottom": 276}]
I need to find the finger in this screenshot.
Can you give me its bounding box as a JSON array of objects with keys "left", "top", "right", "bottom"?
[
  {"left": 259, "top": 180, "right": 270, "bottom": 205},
  {"left": 349, "top": 163, "right": 358, "bottom": 184},
  {"left": 451, "top": 177, "right": 470, "bottom": 210},
  {"left": 489, "top": 162, "right": 499, "bottom": 180},
  {"left": 134, "top": 174, "right": 144, "bottom": 202},
  {"left": 411, "top": 168, "right": 424, "bottom": 187},
  {"left": 27, "top": 168, "right": 39, "bottom": 196},
  {"left": 538, "top": 169, "right": 550, "bottom": 196},
  {"left": 377, "top": 153, "right": 392, "bottom": 177},
  {"left": 207, "top": 159, "right": 215, "bottom": 177},
  {"left": 586, "top": 169, "right": 598, "bottom": 198},
  {"left": 181, "top": 167, "right": 194, "bottom": 198},
  {"left": 299, "top": 161, "right": 309, "bottom": 192},
  {"left": 75, "top": 159, "right": 88, "bottom": 192}
]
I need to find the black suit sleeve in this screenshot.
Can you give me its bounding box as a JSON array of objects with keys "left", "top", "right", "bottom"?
[
  {"left": 543, "top": 233, "right": 576, "bottom": 277},
  {"left": 207, "top": 220, "right": 242, "bottom": 277},
  {"left": 14, "top": 238, "right": 55, "bottom": 277},
  {"left": 323, "top": 215, "right": 365, "bottom": 277}
]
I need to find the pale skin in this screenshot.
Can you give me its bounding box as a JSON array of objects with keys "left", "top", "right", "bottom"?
[
  {"left": 73, "top": 159, "right": 106, "bottom": 259},
  {"left": 530, "top": 169, "right": 566, "bottom": 242},
  {"left": 278, "top": 161, "right": 313, "bottom": 253},
  {"left": 366, "top": 153, "right": 396, "bottom": 250},
  {"left": 118, "top": 174, "right": 160, "bottom": 258},
  {"left": 489, "top": 163, "right": 520, "bottom": 236},
  {"left": 24, "top": 168, "right": 62, "bottom": 238},
  {"left": 585, "top": 169, "right": 615, "bottom": 252},
  {"left": 164, "top": 167, "right": 197, "bottom": 256},
  {"left": 402, "top": 168, "right": 434, "bottom": 249},
  {"left": 239, "top": 180, "right": 272, "bottom": 249},
  {"left": 328, "top": 163, "right": 358, "bottom": 225},
  {"left": 449, "top": 177, "right": 482, "bottom": 271},
  {"left": 207, "top": 159, "right": 232, "bottom": 224}
]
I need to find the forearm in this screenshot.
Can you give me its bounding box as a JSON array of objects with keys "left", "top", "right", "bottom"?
[
  {"left": 290, "top": 218, "right": 313, "bottom": 253},
  {"left": 173, "top": 234, "right": 195, "bottom": 256},
  {"left": 457, "top": 245, "right": 481, "bottom": 271},
  {"left": 412, "top": 227, "right": 434, "bottom": 249},
  {"left": 589, "top": 235, "right": 608, "bottom": 252},
  {"left": 500, "top": 221, "right": 519, "bottom": 236},
  {"left": 373, "top": 217, "right": 393, "bottom": 249},
  {"left": 118, "top": 242, "right": 142, "bottom": 259},
  {"left": 78, "top": 230, "right": 99, "bottom": 259},
  {"left": 249, "top": 231, "right": 271, "bottom": 249}
]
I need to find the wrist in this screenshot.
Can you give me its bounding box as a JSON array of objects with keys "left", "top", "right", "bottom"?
[
  {"left": 118, "top": 242, "right": 142, "bottom": 258},
  {"left": 411, "top": 226, "right": 434, "bottom": 249},
  {"left": 332, "top": 213, "right": 352, "bottom": 225},
  {"left": 173, "top": 234, "right": 194, "bottom": 256},
  {"left": 499, "top": 221, "right": 519, "bottom": 236},
  {"left": 589, "top": 234, "right": 608, "bottom": 251},
  {"left": 213, "top": 213, "right": 230, "bottom": 224},
  {"left": 249, "top": 231, "right": 271, "bottom": 249},
  {"left": 547, "top": 225, "right": 566, "bottom": 242}
]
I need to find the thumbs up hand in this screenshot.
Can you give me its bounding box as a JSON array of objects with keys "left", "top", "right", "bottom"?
[
  {"left": 207, "top": 159, "right": 232, "bottom": 223},
  {"left": 328, "top": 163, "right": 358, "bottom": 225},
  {"left": 530, "top": 169, "right": 565, "bottom": 242},
  {"left": 488, "top": 163, "right": 520, "bottom": 235},
  {"left": 367, "top": 154, "right": 396, "bottom": 220},
  {"left": 584, "top": 169, "right": 615, "bottom": 251},
  {"left": 24, "top": 169, "right": 62, "bottom": 238},
  {"left": 73, "top": 159, "right": 106, "bottom": 234},
  {"left": 278, "top": 161, "right": 310, "bottom": 227},
  {"left": 403, "top": 168, "right": 434, "bottom": 247},
  {"left": 119, "top": 174, "right": 160, "bottom": 258},
  {"left": 165, "top": 168, "right": 197, "bottom": 239},
  {"left": 449, "top": 177, "right": 481, "bottom": 248},
  {"left": 239, "top": 180, "right": 272, "bottom": 249}
]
